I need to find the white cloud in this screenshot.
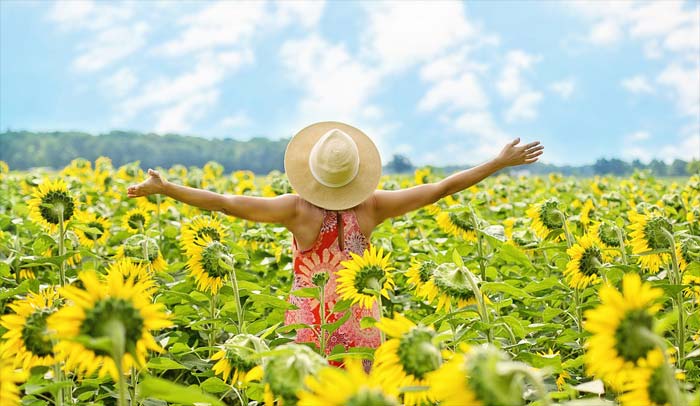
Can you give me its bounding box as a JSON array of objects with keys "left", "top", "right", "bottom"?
[
  {"left": 657, "top": 63, "right": 700, "bottom": 116},
  {"left": 418, "top": 72, "right": 488, "bottom": 112},
  {"left": 505, "top": 91, "right": 543, "bottom": 122},
  {"left": 117, "top": 50, "right": 253, "bottom": 129},
  {"left": 550, "top": 79, "right": 575, "bottom": 99},
  {"left": 497, "top": 50, "right": 541, "bottom": 99},
  {"left": 625, "top": 131, "right": 651, "bottom": 142},
  {"left": 621, "top": 75, "right": 654, "bottom": 94},
  {"left": 419, "top": 47, "right": 489, "bottom": 82},
  {"left": 590, "top": 20, "right": 623, "bottom": 45},
  {"left": 623, "top": 134, "right": 700, "bottom": 164},
  {"left": 155, "top": 90, "right": 218, "bottom": 133},
  {"left": 362, "top": 2, "right": 475, "bottom": 71},
  {"left": 278, "top": 34, "right": 398, "bottom": 160},
  {"left": 100, "top": 68, "right": 138, "bottom": 98},
  {"left": 73, "top": 23, "right": 149, "bottom": 72},
  {"left": 158, "top": 2, "right": 266, "bottom": 56},
  {"left": 272, "top": 0, "right": 325, "bottom": 29}
]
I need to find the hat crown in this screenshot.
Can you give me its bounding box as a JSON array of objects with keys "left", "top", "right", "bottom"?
[{"left": 308, "top": 129, "right": 360, "bottom": 188}]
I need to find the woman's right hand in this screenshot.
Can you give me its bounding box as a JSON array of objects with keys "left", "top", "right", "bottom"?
[{"left": 127, "top": 168, "right": 167, "bottom": 198}]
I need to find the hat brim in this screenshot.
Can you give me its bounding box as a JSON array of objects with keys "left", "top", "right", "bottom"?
[{"left": 284, "top": 121, "right": 382, "bottom": 210}]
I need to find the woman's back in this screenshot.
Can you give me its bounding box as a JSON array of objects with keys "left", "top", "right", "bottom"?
[{"left": 286, "top": 209, "right": 381, "bottom": 357}]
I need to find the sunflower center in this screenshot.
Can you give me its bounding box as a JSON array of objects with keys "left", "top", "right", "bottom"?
[
  {"left": 21, "top": 309, "right": 55, "bottom": 356},
  {"left": 40, "top": 190, "right": 75, "bottom": 224},
  {"left": 448, "top": 212, "right": 474, "bottom": 233},
  {"left": 540, "top": 201, "right": 563, "bottom": 230},
  {"left": 579, "top": 247, "right": 602, "bottom": 276},
  {"left": 647, "top": 366, "right": 669, "bottom": 405},
  {"left": 196, "top": 226, "right": 221, "bottom": 242},
  {"left": 127, "top": 214, "right": 146, "bottom": 230},
  {"left": 346, "top": 388, "right": 398, "bottom": 406},
  {"left": 80, "top": 298, "right": 144, "bottom": 356},
  {"left": 432, "top": 265, "right": 475, "bottom": 302},
  {"left": 597, "top": 223, "right": 620, "bottom": 247},
  {"left": 84, "top": 221, "right": 105, "bottom": 241},
  {"left": 397, "top": 327, "right": 442, "bottom": 379},
  {"left": 418, "top": 261, "right": 436, "bottom": 283},
  {"left": 643, "top": 217, "right": 673, "bottom": 250},
  {"left": 224, "top": 348, "right": 257, "bottom": 372},
  {"left": 353, "top": 265, "right": 386, "bottom": 295},
  {"left": 614, "top": 309, "right": 655, "bottom": 362},
  {"left": 201, "top": 241, "right": 231, "bottom": 278}
]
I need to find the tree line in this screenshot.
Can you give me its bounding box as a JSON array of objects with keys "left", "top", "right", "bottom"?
[{"left": 1, "top": 130, "right": 697, "bottom": 176}]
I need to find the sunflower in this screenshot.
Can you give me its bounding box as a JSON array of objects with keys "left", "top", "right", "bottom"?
[
  {"left": 406, "top": 259, "right": 439, "bottom": 303},
  {"left": 628, "top": 210, "right": 674, "bottom": 273},
  {"left": 618, "top": 349, "right": 676, "bottom": 406},
  {"left": 526, "top": 199, "right": 565, "bottom": 240},
  {"left": 436, "top": 210, "right": 477, "bottom": 241},
  {"left": 682, "top": 274, "right": 700, "bottom": 304},
  {"left": 428, "top": 350, "right": 482, "bottom": 406},
  {"left": 121, "top": 207, "right": 151, "bottom": 234},
  {"left": 75, "top": 211, "right": 111, "bottom": 248},
  {"left": 414, "top": 167, "right": 432, "bottom": 185},
  {"left": 138, "top": 193, "right": 173, "bottom": 214},
  {"left": 564, "top": 233, "right": 609, "bottom": 289},
  {"left": 590, "top": 222, "right": 621, "bottom": 248},
  {"left": 212, "top": 334, "right": 268, "bottom": 387},
  {"left": 431, "top": 263, "right": 479, "bottom": 312},
  {"left": 116, "top": 234, "right": 168, "bottom": 273},
  {"left": 107, "top": 258, "right": 156, "bottom": 295},
  {"left": 1, "top": 288, "right": 62, "bottom": 370},
  {"left": 336, "top": 245, "right": 395, "bottom": 309},
  {"left": 677, "top": 238, "right": 697, "bottom": 272},
  {"left": 263, "top": 343, "right": 327, "bottom": 406},
  {"left": 48, "top": 270, "right": 171, "bottom": 381},
  {"left": 298, "top": 358, "right": 399, "bottom": 406},
  {"left": 28, "top": 178, "right": 76, "bottom": 232},
  {"left": 185, "top": 236, "right": 233, "bottom": 294},
  {"left": 0, "top": 356, "right": 26, "bottom": 406},
  {"left": 180, "top": 215, "right": 228, "bottom": 254},
  {"left": 373, "top": 314, "right": 443, "bottom": 406},
  {"left": 583, "top": 273, "right": 664, "bottom": 390},
  {"left": 579, "top": 199, "right": 595, "bottom": 228}
]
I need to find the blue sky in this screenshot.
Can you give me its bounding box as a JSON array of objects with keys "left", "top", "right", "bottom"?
[{"left": 1, "top": 0, "right": 698, "bottom": 166}]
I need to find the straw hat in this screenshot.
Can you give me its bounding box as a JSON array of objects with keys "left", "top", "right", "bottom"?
[{"left": 284, "top": 121, "right": 382, "bottom": 210}]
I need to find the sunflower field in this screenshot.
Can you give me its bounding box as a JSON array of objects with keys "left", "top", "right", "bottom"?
[{"left": 1, "top": 157, "right": 699, "bottom": 406}]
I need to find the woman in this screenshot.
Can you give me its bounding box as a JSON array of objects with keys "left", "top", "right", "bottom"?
[{"left": 127, "top": 121, "right": 543, "bottom": 356}]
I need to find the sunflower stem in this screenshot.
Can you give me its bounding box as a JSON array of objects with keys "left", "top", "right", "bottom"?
[
  {"left": 58, "top": 209, "right": 66, "bottom": 286},
  {"left": 615, "top": 226, "right": 628, "bottom": 265},
  {"left": 375, "top": 291, "right": 386, "bottom": 344},
  {"left": 210, "top": 293, "right": 218, "bottom": 357},
  {"left": 504, "top": 363, "right": 551, "bottom": 406},
  {"left": 228, "top": 265, "right": 244, "bottom": 334},
  {"left": 156, "top": 194, "right": 163, "bottom": 249},
  {"left": 106, "top": 319, "right": 128, "bottom": 406},
  {"left": 662, "top": 229, "right": 686, "bottom": 370},
  {"left": 461, "top": 264, "right": 492, "bottom": 343},
  {"left": 554, "top": 210, "right": 573, "bottom": 249},
  {"left": 53, "top": 363, "right": 64, "bottom": 406},
  {"left": 572, "top": 288, "right": 582, "bottom": 333},
  {"left": 636, "top": 327, "right": 685, "bottom": 406},
  {"left": 318, "top": 285, "right": 327, "bottom": 356},
  {"left": 469, "top": 206, "right": 487, "bottom": 281}
]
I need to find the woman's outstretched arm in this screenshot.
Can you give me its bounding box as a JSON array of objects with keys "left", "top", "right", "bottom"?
[
  {"left": 127, "top": 169, "right": 298, "bottom": 225},
  {"left": 371, "top": 138, "right": 543, "bottom": 223}
]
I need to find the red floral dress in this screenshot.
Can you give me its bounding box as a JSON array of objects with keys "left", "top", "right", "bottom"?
[{"left": 285, "top": 209, "right": 381, "bottom": 356}]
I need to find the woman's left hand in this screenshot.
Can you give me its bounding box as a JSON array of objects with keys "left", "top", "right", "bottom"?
[{"left": 496, "top": 138, "right": 544, "bottom": 167}]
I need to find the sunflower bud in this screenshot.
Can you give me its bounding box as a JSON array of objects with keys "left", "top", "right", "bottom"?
[
  {"left": 263, "top": 344, "right": 327, "bottom": 404},
  {"left": 311, "top": 271, "right": 329, "bottom": 288},
  {"left": 465, "top": 345, "right": 526, "bottom": 406}
]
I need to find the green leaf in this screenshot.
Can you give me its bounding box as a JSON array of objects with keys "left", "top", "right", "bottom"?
[
  {"left": 515, "top": 351, "right": 562, "bottom": 373},
  {"left": 452, "top": 249, "right": 464, "bottom": 268},
  {"left": 276, "top": 323, "right": 312, "bottom": 334},
  {"left": 139, "top": 376, "right": 224, "bottom": 406},
  {"left": 200, "top": 377, "right": 231, "bottom": 394},
  {"left": 248, "top": 293, "right": 295, "bottom": 310},
  {"left": 497, "top": 244, "right": 535, "bottom": 271},
  {"left": 359, "top": 316, "right": 377, "bottom": 329},
  {"left": 146, "top": 357, "right": 188, "bottom": 371},
  {"left": 481, "top": 282, "right": 532, "bottom": 299},
  {"left": 322, "top": 311, "right": 352, "bottom": 334},
  {"left": 332, "top": 299, "right": 352, "bottom": 313},
  {"left": 291, "top": 287, "right": 320, "bottom": 299}
]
